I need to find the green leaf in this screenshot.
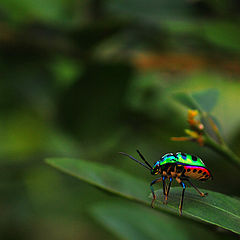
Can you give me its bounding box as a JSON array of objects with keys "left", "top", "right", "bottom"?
[
  {"left": 154, "top": 188, "right": 240, "bottom": 235},
  {"left": 46, "top": 158, "right": 240, "bottom": 234},
  {"left": 46, "top": 157, "right": 149, "bottom": 203},
  {"left": 173, "top": 89, "right": 219, "bottom": 113},
  {"left": 90, "top": 202, "right": 220, "bottom": 240},
  {"left": 172, "top": 92, "right": 198, "bottom": 110},
  {"left": 192, "top": 89, "right": 219, "bottom": 113}
]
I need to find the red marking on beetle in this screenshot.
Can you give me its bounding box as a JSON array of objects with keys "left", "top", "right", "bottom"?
[{"left": 183, "top": 166, "right": 212, "bottom": 180}]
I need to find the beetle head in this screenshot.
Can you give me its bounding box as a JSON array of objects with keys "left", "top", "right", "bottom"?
[{"left": 151, "top": 161, "right": 161, "bottom": 175}]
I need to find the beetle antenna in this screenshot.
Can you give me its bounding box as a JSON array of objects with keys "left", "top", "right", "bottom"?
[
  {"left": 119, "top": 152, "right": 152, "bottom": 170},
  {"left": 136, "top": 150, "right": 153, "bottom": 169}
]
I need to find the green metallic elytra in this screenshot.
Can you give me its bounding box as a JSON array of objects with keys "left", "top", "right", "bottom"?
[
  {"left": 158, "top": 153, "right": 177, "bottom": 165},
  {"left": 176, "top": 152, "right": 205, "bottom": 167},
  {"left": 159, "top": 152, "right": 205, "bottom": 167}
]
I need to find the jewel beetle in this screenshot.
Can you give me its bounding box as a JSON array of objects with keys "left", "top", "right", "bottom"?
[{"left": 119, "top": 150, "right": 213, "bottom": 215}]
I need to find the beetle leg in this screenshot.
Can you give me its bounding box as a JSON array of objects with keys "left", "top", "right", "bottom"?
[
  {"left": 179, "top": 181, "right": 186, "bottom": 215},
  {"left": 176, "top": 177, "right": 186, "bottom": 215},
  {"left": 186, "top": 179, "right": 208, "bottom": 197},
  {"left": 164, "top": 177, "right": 172, "bottom": 204},
  {"left": 162, "top": 176, "right": 167, "bottom": 203},
  {"left": 150, "top": 177, "right": 162, "bottom": 208}
]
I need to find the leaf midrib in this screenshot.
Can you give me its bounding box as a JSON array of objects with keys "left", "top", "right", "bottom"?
[
  {"left": 185, "top": 196, "right": 240, "bottom": 220},
  {"left": 184, "top": 210, "right": 240, "bottom": 234},
  {"left": 155, "top": 190, "right": 240, "bottom": 221},
  {"left": 154, "top": 194, "right": 240, "bottom": 234}
]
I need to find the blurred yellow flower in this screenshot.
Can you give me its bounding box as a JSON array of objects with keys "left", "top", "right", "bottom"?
[
  {"left": 187, "top": 109, "right": 204, "bottom": 131},
  {"left": 171, "top": 109, "right": 205, "bottom": 146}
]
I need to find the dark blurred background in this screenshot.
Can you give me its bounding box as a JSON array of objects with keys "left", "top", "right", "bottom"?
[{"left": 1, "top": 0, "right": 240, "bottom": 239}]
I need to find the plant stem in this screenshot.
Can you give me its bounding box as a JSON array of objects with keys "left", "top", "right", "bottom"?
[{"left": 204, "top": 134, "right": 240, "bottom": 169}]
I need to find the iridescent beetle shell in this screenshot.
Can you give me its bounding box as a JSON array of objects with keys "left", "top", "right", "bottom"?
[
  {"left": 120, "top": 150, "right": 212, "bottom": 215},
  {"left": 152, "top": 152, "right": 212, "bottom": 181}
]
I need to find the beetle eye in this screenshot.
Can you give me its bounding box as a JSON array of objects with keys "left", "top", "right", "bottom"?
[{"left": 154, "top": 166, "right": 160, "bottom": 174}]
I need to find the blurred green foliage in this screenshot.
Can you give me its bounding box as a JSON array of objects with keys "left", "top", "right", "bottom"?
[{"left": 1, "top": 0, "right": 240, "bottom": 239}]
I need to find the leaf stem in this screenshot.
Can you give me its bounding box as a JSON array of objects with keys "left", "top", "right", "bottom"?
[{"left": 204, "top": 134, "right": 240, "bottom": 169}]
